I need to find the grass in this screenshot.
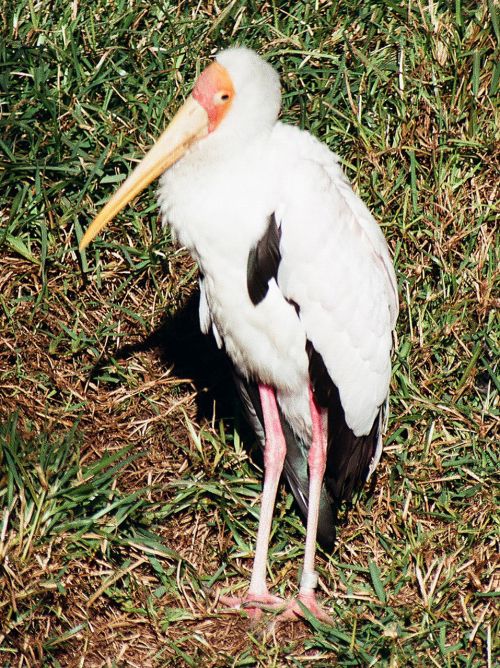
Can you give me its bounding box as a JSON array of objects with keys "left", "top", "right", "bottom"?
[{"left": 0, "top": 0, "right": 498, "bottom": 665}]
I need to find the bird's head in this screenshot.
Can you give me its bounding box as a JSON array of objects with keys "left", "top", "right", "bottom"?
[{"left": 79, "top": 48, "right": 280, "bottom": 250}]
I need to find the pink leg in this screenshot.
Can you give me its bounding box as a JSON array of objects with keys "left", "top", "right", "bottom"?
[
  {"left": 301, "top": 386, "right": 327, "bottom": 590},
  {"left": 219, "top": 384, "right": 287, "bottom": 618},
  {"left": 276, "top": 386, "right": 332, "bottom": 624},
  {"left": 248, "top": 384, "right": 287, "bottom": 596}
]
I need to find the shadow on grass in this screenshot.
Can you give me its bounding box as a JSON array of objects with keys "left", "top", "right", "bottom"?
[{"left": 90, "top": 289, "right": 242, "bottom": 423}]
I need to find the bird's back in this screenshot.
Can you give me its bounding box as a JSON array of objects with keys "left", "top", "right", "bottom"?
[{"left": 271, "top": 122, "right": 398, "bottom": 437}]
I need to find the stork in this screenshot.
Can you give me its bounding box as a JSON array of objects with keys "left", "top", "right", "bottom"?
[{"left": 80, "top": 48, "right": 398, "bottom": 624}]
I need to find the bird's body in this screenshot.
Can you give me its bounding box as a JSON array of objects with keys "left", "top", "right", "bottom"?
[
  {"left": 160, "top": 119, "right": 397, "bottom": 442},
  {"left": 80, "top": 47, "right": 398, "bottom": 623}
]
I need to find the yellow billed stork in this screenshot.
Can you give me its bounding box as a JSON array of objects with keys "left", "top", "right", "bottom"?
[{"left": 80, "top": 48, "right": 398, "bottom": 624}]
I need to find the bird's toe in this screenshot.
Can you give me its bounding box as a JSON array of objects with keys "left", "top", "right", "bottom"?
[
  {"left": 218, "top": 592, "right": 286, "bottom": 619},
  {"left": 272, "top": 592, "right": 334, "bottom": 625}
]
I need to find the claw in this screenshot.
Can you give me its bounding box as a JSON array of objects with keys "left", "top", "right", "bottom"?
[
  {"left": 219, "top": 592, "right": 286, "bottom": 620},
  {"left": 218, "top": 590, "right": 332, "bottom": 625},
  {"left": 273, "top": 592, "right": 333, "bottom": 625}
]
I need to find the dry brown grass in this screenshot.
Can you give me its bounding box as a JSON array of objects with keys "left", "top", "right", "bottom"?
[{"left": 1, "top": 0, "right": 498, "bottom": 666}]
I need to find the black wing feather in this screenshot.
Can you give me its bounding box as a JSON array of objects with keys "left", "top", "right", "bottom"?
[
  {"left": 307, "top": 340, "right": 380, "bottom": 503},
  {"left": 247, "top": 213, "right": 282, "bottom": 305}
]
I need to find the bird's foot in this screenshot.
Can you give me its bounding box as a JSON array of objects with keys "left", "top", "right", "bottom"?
[
  {"left": 219, "top": 592, "right": 286, "bottom": 621},
  {"left": 273, "top": 591, "right": 333, "bottom": 625},
  {"left": 219, "top": 590, "right": 332, "bottom": 625}
]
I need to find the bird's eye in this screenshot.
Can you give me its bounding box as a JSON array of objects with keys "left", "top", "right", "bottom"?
[{"left": 213, "top": 91, "right": 231, "bottom": 105}]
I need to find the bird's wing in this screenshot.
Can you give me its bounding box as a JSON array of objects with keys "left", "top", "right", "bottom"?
[
  {"left": 273, "top": 124, "right": 398, "bottom": 502},
  {"left": 274, "top": 123, "right": 398, "bottom": 438}
]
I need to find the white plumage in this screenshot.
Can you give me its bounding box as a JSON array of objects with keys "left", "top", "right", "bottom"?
[
  {"left": 159, "top": 52, "right": 398, "bottom": 441},
  {"left": 81, "top": 46, "right": 399, "bottom": 624}
]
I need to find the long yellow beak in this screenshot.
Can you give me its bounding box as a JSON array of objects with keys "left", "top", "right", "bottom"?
[{"left": 79, "top": 95, "right": 209, "bottom": 251}]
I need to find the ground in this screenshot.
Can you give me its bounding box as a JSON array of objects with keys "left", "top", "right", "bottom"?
[{"left": 0, "top": 1, "right": 498, "bottom": 666}]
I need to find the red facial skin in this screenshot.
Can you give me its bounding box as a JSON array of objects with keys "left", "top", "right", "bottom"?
[{"left": 192, "top": 62, "right": 235, "bottom": 132}]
